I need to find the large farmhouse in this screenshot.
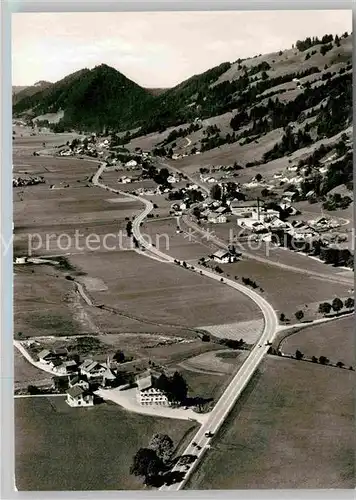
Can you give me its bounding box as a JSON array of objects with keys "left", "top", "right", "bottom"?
[
  {"left": 212, "top": 250, "right": 237, "bottom": 264},
  {"left": 66, "top": 381, "right": 94, "bottom": 408},
  {"left": 136, "top": 373, "right": 170, "bottom": 406}
]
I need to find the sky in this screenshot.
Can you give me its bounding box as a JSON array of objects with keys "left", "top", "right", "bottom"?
[{"left": 12, "top": 10, "right": 352, "bottom": 88}]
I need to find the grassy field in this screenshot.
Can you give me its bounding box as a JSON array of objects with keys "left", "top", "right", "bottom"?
[
  {"left": 143, "top": 218, "right": 211, "bottom": 261},
  {"left": 186, "top": 356, "right": 354, "bottom": 489},
  {"left": 220, "top": 258, "right": 350, "bottom": 317},
  {"left": 13, "top": 348, "right": 52, "bottom": 388},
  {"left": 13, "top": 154, "right": 143, "bottom": 256},
  {"left": 179, "top": 349, "right": 248, "bottom": 376},
  {"left": 280, "top": 315, "right": 354, "bottom": 367},
  {"left": 15, "top": 396, "right": 198, "bottom": 491},
  {"left": 14, "top": 265, "right": 89, "bottom": 338},
  {"left": 68, "top": 250, "right": 260, "bottom": 329}
]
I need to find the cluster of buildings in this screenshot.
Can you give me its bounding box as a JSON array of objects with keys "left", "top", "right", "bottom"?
[
  {"left": 200, "top": 200, "right": 228, "bottom": 224},
  {"left": 37, "top": 348, "right": 117, "bottom": 407},
  {"left": 37, "top": 348, "right": 174, "bottom": 408},
  {"left": 59, "top": 135, "right": 110, "bottom": 158},
  {"left": 13, "top": 175, "right": 45, "bottom": 187},
  {"left": 136, "top": 372, "right": 171, "bottom": 407}
]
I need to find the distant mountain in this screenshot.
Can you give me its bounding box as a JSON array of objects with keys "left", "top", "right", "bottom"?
[
  {"left": 12, "top": 86, "right": 28, "bottom": 95},
  {"left": 12, "top": 64, "right": 154, "bottom": 132},
  {"left": 13, "top": 32, "right": 352, "bottom": 138},
  {"left": 12, "top": 80, "right": 52, "bottom": 104},
  {"left": 33, "top": 80, "right": 52, "bottom": 87}
]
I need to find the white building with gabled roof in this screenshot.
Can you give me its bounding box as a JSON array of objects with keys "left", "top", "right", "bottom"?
[
  {"left": 79, "top": 359, "right": 106, "bottom": 379},
  {"left": 136, "top": 372, "right": 170, "bottom": 406},
  {"left": 66, "top": 384, "right": 94, "bottom": 407},
  {"left": 212, "top": 250, "right": 237, "bottom": 264}
]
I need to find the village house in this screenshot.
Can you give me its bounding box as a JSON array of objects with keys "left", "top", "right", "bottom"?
[
  {"left": 230, "top": 201, "right": 261, "bottom": 217},
  {"left": 68, "top": 375, "right": 89, "bottom": 389},
  {"left": 186, "top": 183, "right": 198, "bottom": 191},
  {"left": 38, "top": 349, "right": 55, "bottom": 364},
  {"left": 118, "top": 175, "right": 132, "bottom": 184},
  {"left": 282, "top": 191, "right": 299, "bottom": 203},
  {"left": 125, "top": 159, "right": 138, "bottom": 168},
  {"left": 136, "top": 373, "right": 170, "bottom": 406},
  {"left": 215, "top": 206, "right": 229, "bottom": 215},
  {"left": 51, "top": 359, "right": 78, "bottom": 375},
  {"left": 208, "top": 212, "right": 227, "bottom": 224},
  {"left": 273, "top": 172, "right": 283, "bottom": 179},
  {"left": 15, "top": 257, "right": 27, "bottom": 264},
  {"left": 179, "top": 202, "right": 187, "bottom": 211},
  {"left": 66, "top": 383, "right": 94, "bottom": 408},
  {"left": 212, "top": 250, "right": 236, "bottom": 264},
  {"left": 279, "top": 202, "right": 298, "bottom": 215},
  {"left": 287, "top": 165, "right": 298, "bottom": 172},
  {"left": 250, "top": 221, "right": 269, "bottom": 234},
  {"left": 79, "top": 359, "right": 107, "bottom": 379},
  {"left": 167, "top": 175, "right": 179, "bottom": 183}
]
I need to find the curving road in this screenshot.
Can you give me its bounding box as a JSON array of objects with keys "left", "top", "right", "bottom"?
[{"left": 92, "top": 161, "right": 279, "bottom": 490}]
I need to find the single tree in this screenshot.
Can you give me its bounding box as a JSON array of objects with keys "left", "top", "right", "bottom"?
[
  {"left": 210, "top": 184, "right": 222, "bottom": 201},
  {"left": 345, "top": 297, "right": 354, "bottom": 309},
  {"left": 295, "top": 349, "right": 304, "bottom": 360},
  {"left": 295, "top": 310, "right": 304, "bottom": 321},
  {"left": 126, "top": 220, "right": 133, "bottom": 237},
  {"left": 170, "top": 371, "right": 188, "bottom": 403},
  {"left": 113, "top": 350, "right": 125, "bottom": 363},
  {"left": 331, "top": 297, "right": 343, "bottom": 313},
  {"left": 311, "top": 356, "right": 318, "bottom": 363},
  {"left": 318, "top": 302, "right": 332, "bottom": 315},
  {"left": 148, "top": 434, "right": 174, "bottom": 463},
  {"left": 27, "top": 385, "right": 40, "bottom": 395},
  {"left": 336, "top": 361, "right": 344, "bottom": 368},
  {"left": 52, "top": 376, "right": 69, "bottom": 392},
  {"left": 130, "top": 448, "right": 163, "bottom": 478},
  {"left": 319, "top": 356, "right": 329, "bottom": 365},
  {"left": 279, "top": 313, "right": 286, "bottom": 322}
]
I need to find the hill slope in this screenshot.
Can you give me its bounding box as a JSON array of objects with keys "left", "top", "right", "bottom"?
[
  {"left": 13, "top": 64, "right": 155, "bottom": 132},
  {"left": 13, "top": 32, "right": 352, "bottom": 140},
  {"left": 12, "top": 81, "right": 52, "bottom": 104}
]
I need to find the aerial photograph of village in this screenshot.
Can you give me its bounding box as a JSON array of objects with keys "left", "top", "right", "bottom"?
[{"left": 12, "top": 10, "right": 354, "bottom": 491}]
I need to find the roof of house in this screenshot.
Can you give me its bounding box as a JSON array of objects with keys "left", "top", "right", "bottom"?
[
  {"left": 81, "top": 360, "right": 103, "bottom": 372},
  {"left": 69, "top": 375, "right": 89, "bottom": 386},
  {"left": 103, "top": 368, "right": 116, "bottom": 380},
  {"left": 137, "top": 374, "right": 153, "bottom": 391},
  {"left": 38, "top": 349, "right": 52, "bottom": 359},
  {"left": 54, "top": 347, "right": 68, "bottom": 355},
  {"left": 213, "top": 250, "right": 230, "bottom": 259},
  {"left": 63, "top": 360, "right": 77, "bottom": 367},
  {"left": 67, "top": 385, "right": 85, "bottom": 398},
  {"left": 80, "top": 359, "right": 103, "bottom": 372},
  {"left": 69, "top": 375, "right": 80, "bottom": 386}
]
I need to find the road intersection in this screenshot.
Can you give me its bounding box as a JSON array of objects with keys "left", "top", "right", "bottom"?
[{"left": 92, "top": 161, "right": 279, "bottom": 490}]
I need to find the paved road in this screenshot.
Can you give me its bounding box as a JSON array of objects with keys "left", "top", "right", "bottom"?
[
  {"left": 92, "top": 161, "right": 279, "bottom": 491},
  {"left": 158, "top": 266, "right": 278, "bottom": 491}
]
